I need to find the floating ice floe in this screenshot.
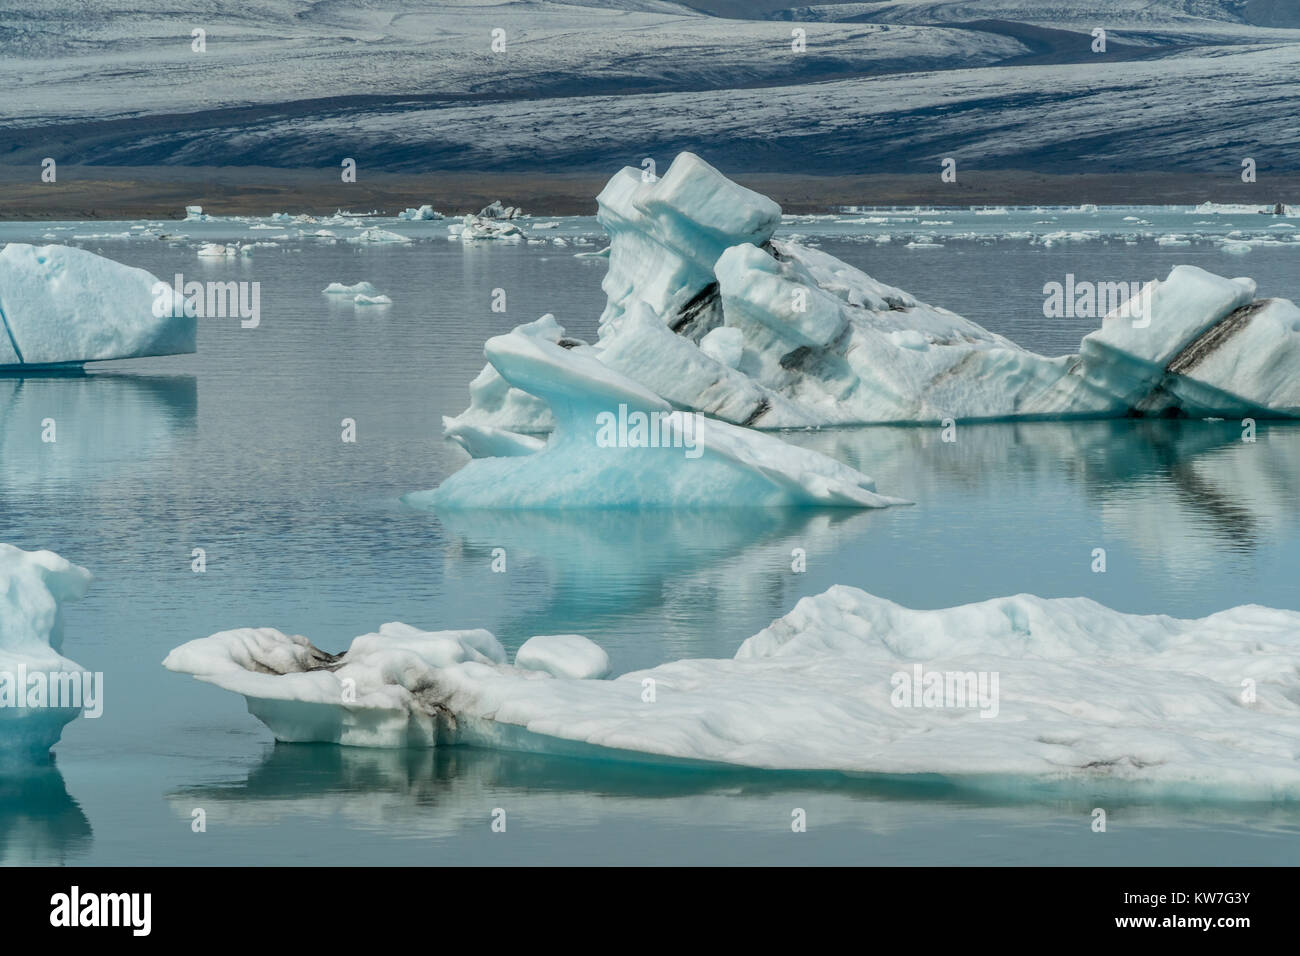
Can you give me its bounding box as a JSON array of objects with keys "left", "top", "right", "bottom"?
[
  {"left": 396, "top": 205, "right": 443, "bottom": 221},
  {"left": 322, "top": 281, "right": 378, "bottom": 296},
  {"left": 0, "top": 545, "right": 95, "bottom": 761},
  {"left": 354, "top": 293, "right": 392, "bottom": 306},
  {"left": 163, "top": 585, "right": 1300, "bottom": 796},
  {"left": 353, "top": 227, "right": 411, "bottom": 244},
  {"left": 448, "top": 152, "right": 1300, "bottom": 432},
  {"left": 405, "top": 314, "right": 908, "bottom": 510},
  {"left": 0, "top": 243, "right": 195, "bottom": 369},
  {"left": 449, "top": 215, "right": 524, "bottom": 241},
  {"left": 197, "top": 242, "right": 237, "bottom": 258}
]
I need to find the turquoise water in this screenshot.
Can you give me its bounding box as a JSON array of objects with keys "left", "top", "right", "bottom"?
[{"left": 2, "top": 219, "right": 1299, "bottom": 865}]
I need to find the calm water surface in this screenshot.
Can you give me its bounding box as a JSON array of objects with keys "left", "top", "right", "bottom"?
[{"left": 1, "top": 217, "right": 1298, "bottom": 864}]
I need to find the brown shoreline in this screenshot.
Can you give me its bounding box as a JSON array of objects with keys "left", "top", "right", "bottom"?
[{"left": 1, "top": 166, "right": 1297, "bottom": 220}]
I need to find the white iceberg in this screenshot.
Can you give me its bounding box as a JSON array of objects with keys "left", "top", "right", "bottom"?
[
  {"left": 478, "top": 201, "right": 523, "bottom": 220},
  {"left": 0, "top": 243, "right": 194, "bottom": 369},
  {"left": 447, "top": 152, "right": 1300, "bottom": 432},
  {"left": 353, "top": 293, "right": 392, "bottom": 306},
  {"left": 163, "top": 585, "right": 1300, "bottom": 797},
  {"left": 404, "top": 313, "right": 908, "bottom": 510},
  {"left": 353, "top": 228, "right": 411, "bottom": 244},
  {"left": 396, "top": 205, "right": 443, "bottom": 221},
  {"left": 196, "top": 242, "right": 237, "bottom": 258},
  {"left": 0, "top": 545, "right": 95, "bottom": 760},
  {"left": 322, "top": 281, "right": 378, "bottom": 296},
  {"left": 449, "top": 215, "right": 524, "bottom": 241}
]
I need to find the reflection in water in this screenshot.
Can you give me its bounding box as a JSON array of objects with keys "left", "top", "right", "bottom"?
[
  {"left": 0, "top": 374, "right": 196, "bottom": 491},
  {"left": 0, "top": 760, "right": 92, "bottom": 865},
  {"left": 168, "top": 743, "right": 1300, "bottom": 849},
  {"left": 794, "top": 418, "right": 1300, "bottom": 567},
  {"left": 431, "top": 419, "right": 1300, "bottom": 659},
  {"left": 435, "top": 506, "right": 882, "bottom": 639}
]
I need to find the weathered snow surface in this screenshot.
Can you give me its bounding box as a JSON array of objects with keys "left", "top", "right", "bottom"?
[{"left": 163, "top": 585, "right": 1300, "bottom": 798}]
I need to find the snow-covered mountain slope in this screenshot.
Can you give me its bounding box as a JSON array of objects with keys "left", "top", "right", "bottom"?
[
  {"left": 765, "top": 1, "right": 1300, "bottom": 31},
  {"left": 447, "top": 152, "right": 1300, "bottom": 429},
  {"left": 0, "top": 2, "right": 1023, "bottom": 125},
  {"left": 3, "top": 1, "right": 1297, "bottom": 174},
  {"left": 164, "top": 584, "right": 1300, "bottom": 796}
]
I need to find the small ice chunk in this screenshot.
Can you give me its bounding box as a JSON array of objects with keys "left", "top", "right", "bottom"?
[
  {"left": 197, "top": 242, "right": 237, "bottom": 257},
  {"left": 397, "top": 205, "right": 443, "bottom": 221},
  {"left": 323, "top": 281, "right": 378, "bottom": 296},
  {"left": 353, "top": 228, "right": 411, "bottom": 244},
  {"left": 515, "top": 635, "right": 610, "bottom": 680}
]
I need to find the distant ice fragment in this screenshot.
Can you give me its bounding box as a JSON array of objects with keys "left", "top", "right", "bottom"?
[
  {"left": 353, "top": 228, "right": 411, "bottom": 244},
  {"left": 450, "top": 215, "right": 524, "bottom": 241},
  {"left": 196, "top": 242, "right": 237, "bottom": 258},
  {"left": 396, "top": 205, "right": 443, "bottom": 221},
  {"left": 477, "top": 201, "right": 523, "bottom": 220},
  {"left": 323, "top": 281, "right": 378, "bottom": 296}
]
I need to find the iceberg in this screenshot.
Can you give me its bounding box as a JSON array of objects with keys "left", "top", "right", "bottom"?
[
  {"left": 164, "top": 585, "right": 1300, "bottom": 797},
  {"left": 196, "top": 242, "right": 237, "bottom": 258},
  {"left": 447, "top": 153, "right": 1300, "bottom": 432},
  {"left": 353, "top": 228, "right": 410, "bottom": 244},
  {"left": 449, "top": 215, "right": 524, "bottom": 241},
  {"left": 322, "top": 281, "right": 378, "bottom": 296},
  {"left": 0, "top": 244, "right": 194, "bottom": 369},
  {"left": 396, "top": 205, "right": 443, "bottom": 221},
  {"left": 404, "top": 312, "right": 908, "bottom": 510},
  {"left": 0, "top": 545, "right": 94, "bottom": 760},
  {"left": 477, "top": 201, "right": 523, "bottom": 220}
]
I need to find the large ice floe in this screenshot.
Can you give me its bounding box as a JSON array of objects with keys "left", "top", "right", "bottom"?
[
  {"left": 446, "top": 152, "right": 1300, "bottom": 434},
  {"left": 164, "top": 586, "right": 1300, "bottom": 797},
  {"left": 0, "top": 243, "right": 194, "bottom": 369},
  {"left": 407, "top": 313, "right": 908, "bottom": 509},
  {"left": 0, "top": 545, "right": 95, "bottom": 760}
]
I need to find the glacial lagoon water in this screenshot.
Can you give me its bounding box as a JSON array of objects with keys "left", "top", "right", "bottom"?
[{"left": 2, "top": 210, "right": 1299, "bottom": 865}]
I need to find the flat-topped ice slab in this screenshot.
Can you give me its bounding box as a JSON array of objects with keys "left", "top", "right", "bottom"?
[
  {"left": 0, "top": 243, "right": 194, "bottom": 369},
  {"left": 164, "top": 586, "right": 1300, "bottom": 797}
]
